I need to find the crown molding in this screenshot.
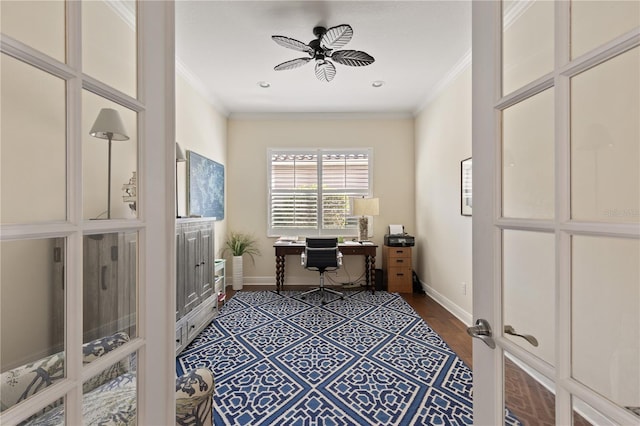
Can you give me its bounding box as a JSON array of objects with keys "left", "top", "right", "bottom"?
[
  {"left": 175, "top": 58, "right": 229, "bottom": 117},
  {"left": 414, "top": 0, "right": 534, "bottom": 116},
  {"left": 414, "top": 49, "right": 472, "bottom": 115},
  {"left": 228, "top": 112, "right": 414, "bottom": 121}
]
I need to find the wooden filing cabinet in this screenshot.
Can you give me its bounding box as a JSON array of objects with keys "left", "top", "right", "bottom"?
[{"left": 383, "top": 245, "right": 413, "bottom": 293}]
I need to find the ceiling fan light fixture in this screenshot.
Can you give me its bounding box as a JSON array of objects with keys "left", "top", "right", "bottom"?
[
  {"left": 372, "top": 80, "right": 385, "bottom": 88},
  {"left": 272, "top": 24, "right": 374, "bottom": 82}
]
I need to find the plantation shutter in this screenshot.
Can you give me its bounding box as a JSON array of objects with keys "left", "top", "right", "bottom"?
[
  {"left": 268, "top": 149, "right": 372, "bottom": 236},
  {"left": 321, "top": 152, "right": 369, "bottom": 229},
  {"left": 270, "top": 153, "right": 319, "bottom": 231}
]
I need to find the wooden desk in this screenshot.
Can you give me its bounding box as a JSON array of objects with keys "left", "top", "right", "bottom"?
[{"left": 274, "top": 242, "right": 378, "bottom": 294}]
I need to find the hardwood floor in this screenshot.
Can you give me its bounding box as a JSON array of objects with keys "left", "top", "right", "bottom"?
[{"left": 225, "top": 286, "right": 589, "bottom": 425}]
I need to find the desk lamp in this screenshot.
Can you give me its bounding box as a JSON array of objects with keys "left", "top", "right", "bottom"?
[{"left": 353, "top": 197, "right": 379, "bottom": 241}]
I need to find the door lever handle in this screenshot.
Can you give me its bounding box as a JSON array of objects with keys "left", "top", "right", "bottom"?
[
  {"left": 504, "top": 325, "right": 539, "bottom": 347},
  {"left": 466, "top": 319, "right": 496, "bottom": 349}
]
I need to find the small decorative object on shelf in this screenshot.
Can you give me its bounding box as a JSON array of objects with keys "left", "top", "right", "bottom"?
[{"left": 122, "top": 171, "right": 137, "bottom": 212}]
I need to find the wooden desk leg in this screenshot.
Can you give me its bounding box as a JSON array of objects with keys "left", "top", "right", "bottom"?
[
  {"left": 276, "top": 255, "right": 285, "bottom": 293},
  {"left": 369, "top": 255, "right": 376, "bottom": 294},
  {"left": 364, "top": 255, "right": 375, "bottom": 294}
]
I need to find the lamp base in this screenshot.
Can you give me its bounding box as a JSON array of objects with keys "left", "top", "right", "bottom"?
[{"left": 358, "top": 216, "right": 368, "bottom": 241}]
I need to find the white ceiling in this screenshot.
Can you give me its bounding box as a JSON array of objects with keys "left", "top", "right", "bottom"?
[{"left": 175, "top": 1, "right": 471, "bottom": 116}]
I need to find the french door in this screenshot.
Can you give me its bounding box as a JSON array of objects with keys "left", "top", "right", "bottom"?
[
  {"left": 0, "top": 1, "right": 175, "bottom": 424},
  {"left": 472, "top": 1, "right": 639, "bottom": 425}
]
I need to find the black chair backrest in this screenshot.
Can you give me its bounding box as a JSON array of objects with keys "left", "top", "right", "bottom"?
[{"left": 305, "top": 238, "right": 339, "bottom": 270}]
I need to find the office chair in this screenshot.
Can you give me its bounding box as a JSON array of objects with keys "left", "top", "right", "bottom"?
[{"left": 300, "top": 237, "right": 344, "bottom": 304}]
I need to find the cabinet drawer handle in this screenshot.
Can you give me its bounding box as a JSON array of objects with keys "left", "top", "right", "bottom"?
[
  {"left": 396, "top": 259, "right": 404, "bottom": 263},
  {"left": 101, "top": 265, "right": 108, "bottom": 290},
  {"left": 397, "top": 273, "right": 404, "bottom": 277}
]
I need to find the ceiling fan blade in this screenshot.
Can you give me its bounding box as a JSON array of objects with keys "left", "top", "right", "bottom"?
[
  {"left": 272, "top": 35, "right": 314, "bottom": 54},
  {"left": 274, "top": 57, "right": 312, "bottom": 71},
  {"left": 320, "top": 24, "right": 353, "bottom": 50},
  {"left": 314, "top": 60, "right": 336, "bottom": 82},
  {"left": 330, "top": 50, "right": 375, "bottom": 67}
]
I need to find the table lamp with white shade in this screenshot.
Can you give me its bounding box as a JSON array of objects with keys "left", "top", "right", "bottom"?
[{"left": 353, "top": 197, "right": 379, "bottom": 241}]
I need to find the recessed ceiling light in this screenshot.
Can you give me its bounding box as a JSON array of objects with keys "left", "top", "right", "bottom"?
[
  {"left": 372, "top": 81, "right": 385, "bottom": 88},
  {"left": 258, "top": 81, "right": 271, "bottom": 88}
]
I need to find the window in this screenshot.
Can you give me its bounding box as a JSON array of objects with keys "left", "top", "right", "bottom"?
[{"left": 268, "top": 148, "right": 373, "bottom": 236}]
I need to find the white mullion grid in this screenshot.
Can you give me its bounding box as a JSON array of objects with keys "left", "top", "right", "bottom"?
[
  {"left": 554, "top": 1, "right": 572, "bottom": 424},
  {"left": 0, "top": 34, "right": 76, "bottom": 81},
  {"left": 559, "top": 26, "right": 640, "bottom": 80},
  {"left": 494, "top": 0, "right": 562, "bottom": 422},
  {"left": 556, "top": 5, "right": 640, "bottom": 425},
  {"left": 65, "top": 0, "right": 84, "bottom": 424},
  {"left": 1, "top": 1, "right": 153, "bottom": 424},
  {"left": 496, "top": 72, "right": 554, "bottom": 110},
  {"left": 493, "top": 18, "right": 554, "bottom": 426},
  {"left": 0, "top": 3, "right": 85, "bottom": 425},
  {"left": 82, "top": 74, "right": 144, "bottom": 114}
]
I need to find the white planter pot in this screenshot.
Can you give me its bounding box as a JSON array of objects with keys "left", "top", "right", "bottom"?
[{"left": 232, "top": 255, "right": 243, "bottom": 290}]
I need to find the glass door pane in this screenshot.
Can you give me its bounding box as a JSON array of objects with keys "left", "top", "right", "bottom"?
[
  {"left": 83, "top": 231, "right": 138, "bottom": 344},
  {"left": 1, "top": 53, "right": 67, "bottom": 224},
  {"left": 0, "top": 0, "right": 65, "bottom": 62},
  {"left": 1, "top": 238, "right": 66, "bottom": 409},
  {"left": 82, "top": 352, "right": 138, "bottom": 425},
  {"left": 504, "top": 351, "right": 555, "bottom": 425},
  {"left": 571, "top": 47, "right": 640, "bottom": 223},
  {"left": 82, "top": 0, "right": 137, "bottom": 97},
  {"left": 572, "top": 235, "right": 639, "bottom": 413},
  {"left": 82, "top": 90, "right": 138, "bottom": 220},
  {"left": 502, "top": 0, "right": 554, "bottom": 94},
  {"left": 503, "top": 230, "right": 555, "bottom": 364},
  {"left": 571, "top": 0, "right": 640, "bottom": 59},
  {"left": 502, "top": 89, "right": 555, "bottom": 219}
]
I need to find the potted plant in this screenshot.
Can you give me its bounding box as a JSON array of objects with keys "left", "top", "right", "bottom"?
[{"left": 223, "top": 232, "right": 261, "bottom": 290}]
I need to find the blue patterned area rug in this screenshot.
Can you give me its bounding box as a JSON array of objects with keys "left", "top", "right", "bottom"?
[{"left": 176, "top": 290, "right": 520, "bottom": 425}]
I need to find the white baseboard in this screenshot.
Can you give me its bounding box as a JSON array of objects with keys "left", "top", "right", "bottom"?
[
  {"left": 242, "top": 276, "right": 276, "bottom": 285},
  {"left": 421, "top": 281, "right": 473, "bottom": 326},
  {"left": 233, "top": 276, "right": 332, "bottom": 286}
]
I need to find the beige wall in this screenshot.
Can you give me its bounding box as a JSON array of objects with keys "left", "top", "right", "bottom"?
[
  {"left": 226, "top": 117, "right": 415, "bottom": 285},
  {"left": 176, "top": 75, "right": 228, "bottom": 257},
  {"left": 415, "top": 67, "right": 473, "bottom": 320}
]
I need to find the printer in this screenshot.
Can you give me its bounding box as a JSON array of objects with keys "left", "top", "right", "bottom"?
[{"left": 384, "top": 224, "right": 415, "bottom": 247}]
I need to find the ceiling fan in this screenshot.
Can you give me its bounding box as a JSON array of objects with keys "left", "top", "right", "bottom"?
[{"left": 272, "top": 24, "right": 375, "bottom": 82}]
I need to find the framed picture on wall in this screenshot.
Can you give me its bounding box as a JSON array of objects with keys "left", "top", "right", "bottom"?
[
  {"left": 461, "top": 157, "right": 472, "bottom": 216},
  {"left": 187, "top": 150, "right": 225, "bottom": 220}
]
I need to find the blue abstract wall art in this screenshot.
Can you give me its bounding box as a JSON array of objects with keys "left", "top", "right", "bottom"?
[{"left": 187, "top": 151, "right": 224, "bottom": 220}]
